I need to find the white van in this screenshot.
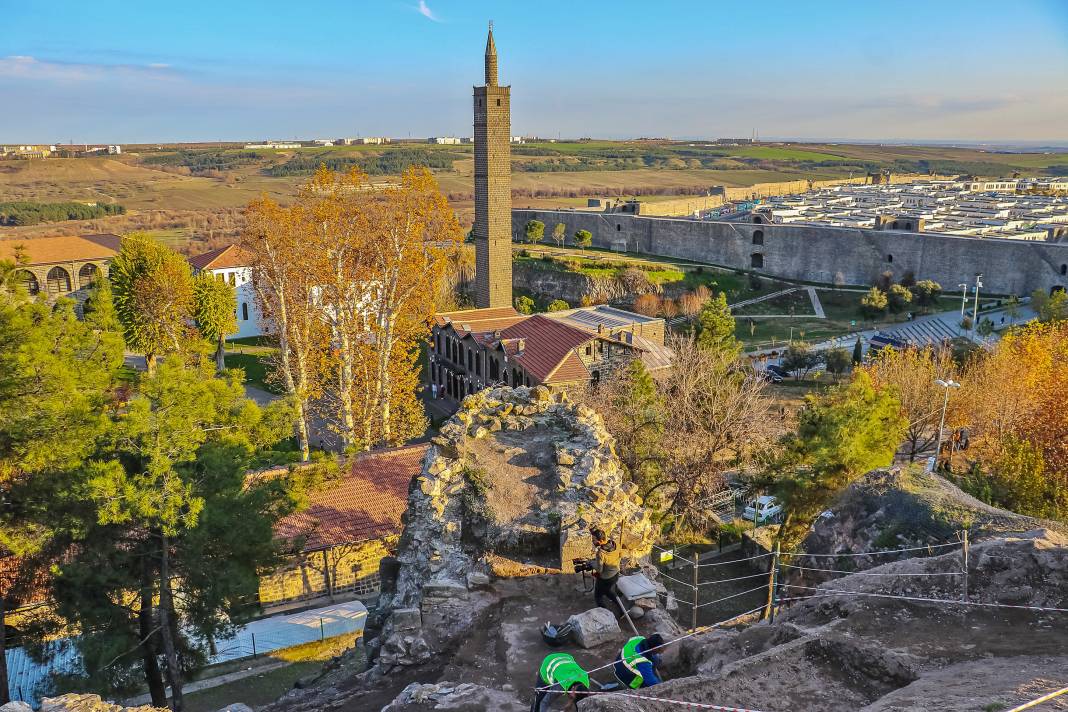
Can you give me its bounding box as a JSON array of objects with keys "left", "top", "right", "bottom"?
[{"left": 743, "top": 495, "right": 783, "bottom": 523}]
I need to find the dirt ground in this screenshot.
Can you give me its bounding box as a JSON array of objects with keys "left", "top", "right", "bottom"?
[{"left": 266, "top": 574, "right": 687, "bottom": 711}]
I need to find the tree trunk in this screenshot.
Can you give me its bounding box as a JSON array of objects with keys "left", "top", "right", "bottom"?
[
  {"left": 0, "top": 595, "right": 10, "bottom": 706},
  {"left": 322, "top": 550, "right": 334, "bottom": 602},
  {"left": 145, "top": 352, "right": 158, "bottom": 374},
  {"left": 138, "top": 560, "right": 167, "bottom": 708},
  {"left": 215, "top": 334, "right": 226, "bottom": 373},
  {"left": 157, "top": 538, "right": 184, "bottom": 711},
  {"left": 294, "top": 397, "right": 311, "bottom": 462}
]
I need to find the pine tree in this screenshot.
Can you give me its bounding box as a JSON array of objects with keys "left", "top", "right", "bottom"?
[
  {"left": 0, "top": 263, "right": 124, "bottom": 704},
  {"left": 55, "top": 356, "right": 301, "bottom": 709},
  {"left": 695, "top": 293, "right": 737, "bottom": 354}
]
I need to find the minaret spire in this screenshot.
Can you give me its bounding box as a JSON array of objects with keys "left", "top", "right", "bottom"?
[{"left": 485, "top": 21, "right": 498, "bottom": 86}]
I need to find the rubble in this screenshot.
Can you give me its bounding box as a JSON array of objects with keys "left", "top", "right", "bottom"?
[{"left": 381, "top": 682, "right": 527, "bottom": 711}]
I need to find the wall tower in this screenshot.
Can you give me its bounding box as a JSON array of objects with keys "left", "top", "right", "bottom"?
[{"left": 473, "top": 23, "right": 512, "bottom": 308}]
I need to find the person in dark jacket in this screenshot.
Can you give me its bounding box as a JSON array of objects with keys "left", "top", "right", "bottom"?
[
  {"left": 590, "top": 528, "right": 624, "bottom": 617},
  {"left": 613, "top": 634, "right": 665, "bottom": 689}
]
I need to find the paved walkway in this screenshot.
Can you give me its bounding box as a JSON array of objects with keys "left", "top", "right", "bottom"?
[{"left": 5, "top": 600, "right": 367, "bottom": 706}]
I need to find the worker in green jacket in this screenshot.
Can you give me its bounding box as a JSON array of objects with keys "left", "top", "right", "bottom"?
[{"left": 532, "top": 652, "right": 591, "bottom": 711}]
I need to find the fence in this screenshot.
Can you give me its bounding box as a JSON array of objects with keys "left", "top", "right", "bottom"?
[
  {"left": 652, "top": 534, "right": 970, "bottom": 632},
  {"left": 5, "top": 599, "right": 368, "bottom": 706}
]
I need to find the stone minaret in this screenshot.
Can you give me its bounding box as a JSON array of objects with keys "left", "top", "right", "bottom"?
[{"left": 473, "top": 23, "right": 512, "bottom": 309}]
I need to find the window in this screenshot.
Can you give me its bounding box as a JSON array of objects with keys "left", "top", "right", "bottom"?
[
  {"left": 46, "top": 266, "right": 71, "bottom": 294},
  {"left": 78, "top": 263, "right": 99, "bottom": 287},
  {"left": 1061, "top": 264, "right": 1067, "bottom": 276},
  {"left": 887, "top": 254, "right": 893, "bottom": 263},
  {"left": 19, "top": 270, "right": 39, "bottom": 295},
  {"left": 585, "top": 345, "right": 591, "bottom": 356},
  {"left": 750, "top": 253, "right": 764, "bottom": 269},
  {"left": 616, "top": 224, "right": 622, "bottom": 231},
  {"left": 241, "top": 303, "right": 249, "bottom": 321},
  {"left": 229, "top": 272, "right": 237, "bottom": 286},
  {"left": 476, "top": 354, "right": 482, "bottom": 376},
  {"left": 468, "top": 348, "right": 473, "bottom": 370},
  {"left": 496, "top": 99, "right": 500, "bottom": 106},
  {"left": 892, "top": 221, "right": 899, "bottom": 230},
  {"left": 752, "top": 230, "right": 764, "bottom": 245},
  {"left": 753, "top": 216, "right": 762, "bottom": 224}
]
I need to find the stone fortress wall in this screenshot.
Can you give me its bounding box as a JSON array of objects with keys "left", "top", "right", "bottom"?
[{"left": 512, "top": 209, "right": 1068, "bottom": 296}]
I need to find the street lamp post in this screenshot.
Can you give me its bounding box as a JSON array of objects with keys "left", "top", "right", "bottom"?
[
  {"left": 971, "top": 274, "right": 984, "bottom": 333},
  {"left": 958, "top": 283, "right": 969, "bottom": 317},
  {"left": 933, "top": 378, "right": 961, "bottom": 471}
]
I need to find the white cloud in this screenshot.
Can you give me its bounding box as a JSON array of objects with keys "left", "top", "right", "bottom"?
[
  {"left": 0, "top": 55, "right": 178, "bottom": 82},
  {"left": 416, "top": 0, "right": 440, "bottom": 22}
]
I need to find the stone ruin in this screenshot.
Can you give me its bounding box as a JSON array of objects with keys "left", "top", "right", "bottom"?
[
  {"left": 371, "top": 385, "right": 656, "bottom": 671},
  {"left": 387, "top": 385, "right": 654, "bottom": 610}
]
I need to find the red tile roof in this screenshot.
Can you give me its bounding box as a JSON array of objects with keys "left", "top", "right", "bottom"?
[
  {"left": 0, "top": 234, "right": 120, "bottom": 266},
  {"left": 188, "top": 244, "right": 254, "bottom": 271},
  {"left": 499, "top": 314, "right": 595, "bottom": 384},
  {"left": 274, "top": 444, "right": 426, "bottom": 552},
  {"left": 433, "top": 306, "right": 524, "bottom": 335}
]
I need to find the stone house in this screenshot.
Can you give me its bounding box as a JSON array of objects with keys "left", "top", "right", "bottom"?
[
  {"left": 258, "top": 444, "right": 426, "bottom": 612},
  {"left": 428, "top": 304, "right": 670, "bottom": 407},
  {"left": 188, "top": 244, "right": 266, "bottom": 339},
  {"left": 0, "top": 234, "right": 119, "bottom": 304}
]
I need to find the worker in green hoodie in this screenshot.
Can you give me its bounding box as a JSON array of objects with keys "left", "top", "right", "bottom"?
[{"left": 532, "top": 652, "right": 591, "bottom": 711}]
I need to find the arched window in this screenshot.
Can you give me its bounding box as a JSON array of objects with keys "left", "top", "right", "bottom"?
[
  {"left": 1061, "top": 264, "right": 1067, "bottom": 276},
  {"left": 46, "top": 266, "right": 72, "bottom": 294},
  {"left": 241, "top": 302, "right": 249, "bottom": 321},
  {"left": 78, "top": 263, "right": 99, "bottom": 287},
  {"left": 751, "top": 253, "right": 764, "bottom": 269},
  {"left": 752, "top": 230, "right": 764, "bottom": 245},
  {"left": 753, "top": 216, "right": 763, "bottom": 224},
  {"left": 888, "top": 254, "right": 894, "bottom": 263},
  {"left": 19, "top": 270, "right": 39, "bottom": 295},
  {"left": 892, "top": 221, "right": 899, "bottom": 230}
]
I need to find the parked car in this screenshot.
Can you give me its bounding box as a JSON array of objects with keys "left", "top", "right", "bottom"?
[
  {"left": 765, "top": 364, "right": 789, "bottom": 379},
  {"left": 743, "top": 495, "right": 783, "bottom": 523},
  {"left": 759, "top": 369, "right": 784, "bottom": 383}
]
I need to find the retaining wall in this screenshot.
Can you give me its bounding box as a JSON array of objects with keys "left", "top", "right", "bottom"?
[{"left": 512, "top": 209, "right": 1068, "bottom": 296}]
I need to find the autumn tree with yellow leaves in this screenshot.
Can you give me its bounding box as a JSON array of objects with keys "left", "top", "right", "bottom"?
[{"left": 242, "top": 167, "right": 462, "bottom": 456}]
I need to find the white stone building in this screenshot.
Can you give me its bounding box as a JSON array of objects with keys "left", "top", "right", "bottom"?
[{"left": 188, "top": 245, "right": 266, "bottom": 339}]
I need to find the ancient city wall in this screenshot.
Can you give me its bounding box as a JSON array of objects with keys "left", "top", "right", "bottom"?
[{"left": 512, "top": 209, "right": 1068, "bottom": 296}]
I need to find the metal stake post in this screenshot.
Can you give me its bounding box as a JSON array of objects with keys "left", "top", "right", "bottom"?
[
  {"left": 320, "top": 617, "right": 325, "bottom": 641},
  {"left": 962, "top": 530, "right": 970, "bottom": 603},
  {"left": 768, "top": 542, "right": 780, "bottom": 623},
  {"left": 692, "top": 552, "right": 699, "bottom": 633},
  {"left": 251, "top": 632, "right": 257, "bottom": 658}
]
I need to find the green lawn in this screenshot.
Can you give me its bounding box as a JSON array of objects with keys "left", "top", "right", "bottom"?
[
  {"left": 733, "top": 289, "right": 815, "bottom": 316},
  {"left": 183, "top": 661, "right": 322, "bottom": 712},
  {"left": 224, "top": 352, "right": 283, "bottom": 394}
]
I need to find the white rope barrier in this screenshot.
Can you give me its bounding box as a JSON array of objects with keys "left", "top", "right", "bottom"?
[
  {"left": 780, "top": 585, "right": 1068, "bottom": 613},
  {"left": 781, "top": 564, "right": 963, "bottom": 577}
]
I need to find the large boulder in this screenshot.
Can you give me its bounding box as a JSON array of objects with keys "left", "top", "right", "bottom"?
[
  {"left": 567, "top": 607, "right": 622, "bottom": 649},
  {"left": 1, "top": 703, "right": 34, "bottom": 712}
]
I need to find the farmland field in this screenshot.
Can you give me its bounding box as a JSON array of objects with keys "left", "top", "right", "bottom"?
[{"left": 1, "top": 139, "right": 1065, "bottom": 255}]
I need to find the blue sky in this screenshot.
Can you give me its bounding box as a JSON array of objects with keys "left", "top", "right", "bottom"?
[{"left": 2, "top": 0, "right": 1067, "bottom": 144}]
